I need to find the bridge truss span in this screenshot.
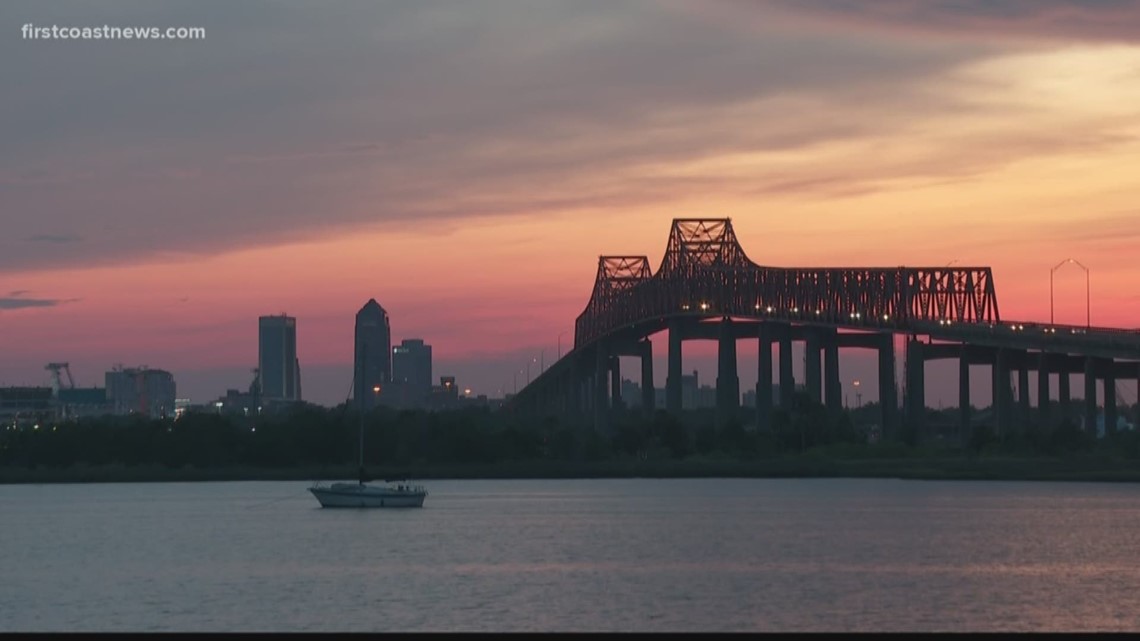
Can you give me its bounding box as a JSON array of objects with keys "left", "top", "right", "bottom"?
[{"left": 574, "top": 218, "right": 1001, "bottom": 349}]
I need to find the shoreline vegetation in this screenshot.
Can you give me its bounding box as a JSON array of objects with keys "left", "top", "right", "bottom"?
[
  {"left": 5, "top": 454, "right": 1140, "bottom": 484},
  {"left": 4, "top": 397, "right": 1139, "bottom": 485}
]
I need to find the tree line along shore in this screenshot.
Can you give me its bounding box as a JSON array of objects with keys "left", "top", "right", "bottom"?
[{"left": 3, "top": 394, "right": 1140, "bottom": 484}]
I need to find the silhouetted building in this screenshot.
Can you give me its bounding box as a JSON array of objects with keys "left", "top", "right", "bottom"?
[
  {"left": 212, "top": 388, "right": 261, "bottom": 416},
  {"left": 392, "top": 338, "right": 431, "bottom": 407},
  {"left": 742, "top": 386, "right": 779, "bottom": 409},
  {"left": 106, "top": 366, "right": 176, "bottom": 418},
  {"left": 354, "top": 299, "right": 391, "bottom": 411},
  {"left": 0, "top": 386, "right": 54, "bottom": 426},
  {"left": 621, "top": 379, "right": 641, "bottom": 408},
  {"left": 428, "top": 376, "right": 459, "bottom": 409},
  {"left": 58, "top": 387, "right": 111, "bottom": 419},
  {"left": 681, "top": 370, "right": 699, "bottom": 409},
  {"left": 259, "top": 314, "right": 300, "bottom": 402}
]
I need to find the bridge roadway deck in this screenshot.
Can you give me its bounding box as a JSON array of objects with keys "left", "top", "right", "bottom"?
[{"left": 515, "top": 314, "right": 1140, "bottom": 406}]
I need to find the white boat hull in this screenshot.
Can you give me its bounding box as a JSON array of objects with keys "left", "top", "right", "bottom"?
[{"left": 310, "top": 482, "right": 427, "bottom": 508}]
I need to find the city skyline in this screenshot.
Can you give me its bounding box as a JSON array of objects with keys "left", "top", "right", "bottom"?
[{"left": 3, "top": 1, "right": 1140, "bottom": 407}]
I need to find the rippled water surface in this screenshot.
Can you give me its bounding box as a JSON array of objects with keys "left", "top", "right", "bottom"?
[{"left": 3, "top": 477, "right": 1140, "bottom": 632}]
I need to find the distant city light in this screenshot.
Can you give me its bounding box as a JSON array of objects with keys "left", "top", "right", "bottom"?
[{"left": 373, "top": 385, "right": 381, "bottom": 393}]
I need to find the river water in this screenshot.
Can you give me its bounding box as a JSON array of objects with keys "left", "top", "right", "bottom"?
[{"left": 3, "top": 477, "right": 1140, "bottom": 632}]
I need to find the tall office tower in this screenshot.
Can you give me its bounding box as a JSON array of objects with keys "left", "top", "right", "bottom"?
[
  {"left": 392, "top": 338, "right": 432, "bottom": 407},
  {"left": 354, "top": 299, "right": 392, "bottom": 411},
  {"left": 258, "top": 314, "right": 300, "bottom": 402}
]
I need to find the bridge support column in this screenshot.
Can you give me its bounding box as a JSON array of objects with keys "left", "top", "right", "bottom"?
[
  {"left": 993, "top": 348, "right": 1012, "bottom": 436},
  {"left": 594, "top": 344, "right": 609, "bottom": 433},
  {"left": 878, "top": 334, "right": 897, "bottom": 440},
  {"left": 1135, "top": 364, "right": 1140, "bottom": 434},
  {"left": 640, "top": 340, "right": 654, "bottom": 418},
  {"left": 1084, "top": 356, "right": 1097, "bottom": 435},
  {"left": 666, "top": 319, "right": 683, "bottom": 415},
  {"left": 571, "top": 359, "right": 584, "bottom": 422},
  {"left": 1018, "top": 360, "right": 1031, "bottom": 434},
  {"left": 824, "top": 329, "right": 841, "bottom": 414},
  {"left": 959, "top": 353, "right": 971, "bottom": 447},
  {"left": 716, "top": 317, "right": 740, "bottom": 426},
  {"left": 1059, "top": 369, "right": 1071, "bottom": 426},
  {"left": 805, "top": 328, "right": 822, "bottom": 404},
  {"left": 904, "top": 337, "right": 925, "bottom": 443},
  {"left": 757, "top": 322, "right": 774, "bottom": 432},
  {"left": 610, "top": 356, "right": 622, "bottom": 412},
  {"left": 1104, "top": 362, "right": 1117, "bottom": 437},
  {"left": 778, "top": 324, "right": 794, "bottom": 409},
  {"left": 1037, "top": 353, "right": 1051, "bottom": 431}
]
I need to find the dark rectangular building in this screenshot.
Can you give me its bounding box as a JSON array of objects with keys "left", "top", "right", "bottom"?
[
  {"left": 259, "top": 314, "right": 300, "bottom": 402},
  {"left": 354, "top": 299, "right": 391, "bottom": 411}
]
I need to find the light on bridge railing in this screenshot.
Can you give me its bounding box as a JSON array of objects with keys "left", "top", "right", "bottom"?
[
  {"left": 792, "top": 307, "right": 799, "bottom": 313},
  {"left": 700, "top": 302, "right": 710, "bottom": 311},
  {"left": 681, "top": 304, "right": 690, "bottom": 311},
  {"left": 882, "top": 314, "right": 890, "bottom": 321},
  {"left": 766, "top": 306, "right": 774, "bottom": 313}
]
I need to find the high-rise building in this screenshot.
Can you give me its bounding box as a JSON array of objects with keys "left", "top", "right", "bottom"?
[
  {"left": 105, "top": 366, "right": 176, "bottom": 418},
  {"left": 258, "top": 314, "right": 300, "bottom": 402},
  {"left": 392, "top": 338, "right": 431, "bottom": 407},
  {"left": 354, "top": 299, "right": 391, "bottom": 411}
]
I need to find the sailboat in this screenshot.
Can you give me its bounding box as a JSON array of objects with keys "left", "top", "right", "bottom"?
[{"left": 309, "top": 349, "right": 427, "bottom": 508}]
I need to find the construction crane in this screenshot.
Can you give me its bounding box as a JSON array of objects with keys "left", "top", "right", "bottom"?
[{"left": 45, "top": 362, "right": 75, "bottom": 396}]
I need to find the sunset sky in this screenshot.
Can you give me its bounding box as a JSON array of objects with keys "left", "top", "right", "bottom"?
[{"left": 3, "top": 0, "right": 1139, "bottom": 408}]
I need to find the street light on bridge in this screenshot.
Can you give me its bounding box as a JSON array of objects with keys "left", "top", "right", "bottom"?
[{"left": 1050, "top": 258, "right": 1090, "bottom": 327}]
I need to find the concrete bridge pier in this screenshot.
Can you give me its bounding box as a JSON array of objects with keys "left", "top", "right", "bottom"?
[
  {"left": 877, "top": 333, "right": 897, "bottom": 440},
  {"left": 904, "top": 337, "right": 926, "bottom": 442},
  {"left": 568, "top": 358, "right": 583, "bottom": 421},
  {"left": 1037, "top": 353, "right": 1051, "bottom": 431},
  {"left": 1104, "top": 362, "right": 1117, "bottom": 437},
  {"left": 959, "top": 352, "right": 971, "bottom": 447},
  {"left": 805, "top": 328, "right": 823, "bottom": 404},
  {"left": 609, "top": 356, "right": 622, "bottom": 412},
  {"left": 778, "top": 324, "right": 794, "bottom": 409},
  {"left": 756, "top": 322, "right": 774, "bottom": 432},
  {"left": 666, "top": 318, "right": 683, "bottom": 414},
  {"left": 1135, "top": 364, "right": 1140, "bottom": 433},
  {"left": 993, "top": 348, "right": 1013, "bottom": 436},
  {"left": 716, "top": 317, "right": 740, "bottom": 426},
  {"left": 639, "top": 339, "right": 654, "bottom": 418},
  {"left": 1058, "top": 368, "right": 1071, "bottom": 425},
  {"left": 903, "top": 337, "right": 926, "bottom": 442},
  {"left": 594, "top": 343, "right": 609, "bottom": 433},
  {"left": 1018, "top": 359, "right": 1031, "bottom": 433},
  {"left": 1085, "top": 353, "right": 1094, "bottom": 433},
  {"left": 823, "top": 329, "right": 841, "bottom": 414}
]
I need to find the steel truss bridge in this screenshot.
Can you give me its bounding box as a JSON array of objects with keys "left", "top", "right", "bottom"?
[{"left": 510, "top": 218, "right": 1140, "bottom": 442}]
